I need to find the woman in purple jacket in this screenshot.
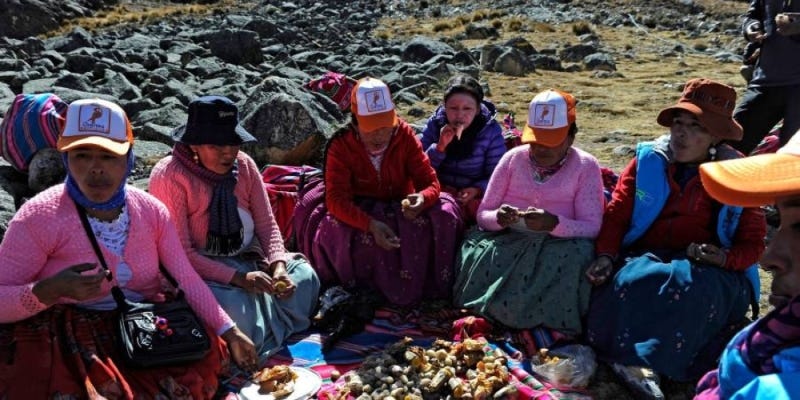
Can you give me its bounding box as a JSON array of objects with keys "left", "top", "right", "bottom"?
[{"left": 420, "top": 75, "right": 506, "bottom": 223}]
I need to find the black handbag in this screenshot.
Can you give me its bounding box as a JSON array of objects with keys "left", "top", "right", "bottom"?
[{"left": 76, "top": 203, "right": 211, "bottom": 368}]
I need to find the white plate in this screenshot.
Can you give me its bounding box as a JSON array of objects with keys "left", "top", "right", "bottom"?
[{"left": 239, "top": 366, "right": 322, "bottom": 400}]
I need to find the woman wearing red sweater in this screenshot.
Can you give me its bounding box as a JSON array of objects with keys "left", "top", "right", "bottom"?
[
  {"left": 584, "top": 79, "right": 766, "bottom": 399},
  {"left": 294, "top": 78, "right": 463, "bottom": 306}
]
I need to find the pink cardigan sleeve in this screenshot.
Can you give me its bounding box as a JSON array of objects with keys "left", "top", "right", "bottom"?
[
  {"left": 152, "top": 202, "right": 234, "bottom": 333},
  {"left": 148, "top": 158, "right": 238, "bottom": 284},
  {"left": 476, "top": 150, "right": 515, "bottom": 231},
  {"left": 0, "top": 216, "right": 53, "bottom": 322},
  {"left": 549, "top": 154, "right": 604, "bottom": 238}
]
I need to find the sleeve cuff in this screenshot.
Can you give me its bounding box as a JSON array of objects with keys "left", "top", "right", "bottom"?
[{"left": 216, "top": 321, "right": 236, "bottom": 336}]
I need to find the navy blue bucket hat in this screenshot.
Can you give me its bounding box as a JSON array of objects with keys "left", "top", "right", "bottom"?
[{"left": 171, "top": 95, "right": 257, "bottom": 145}]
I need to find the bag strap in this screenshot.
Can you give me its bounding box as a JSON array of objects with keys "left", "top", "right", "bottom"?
[
  {"left": 75, "top": 201, "right": 130, "bottom": 309},
  {"left": 75, "top": 201, "right": 187, "bottom": 306}
]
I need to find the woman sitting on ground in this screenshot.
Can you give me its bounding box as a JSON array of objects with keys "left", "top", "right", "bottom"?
[
  {"left": 293, "top": 77, "right": 464, "bottom": 306},
  {"left": 419, "top": 74, "right": 506, "bottom": 223},
  {"left": 0, "top": 99, "right": 257, "bottom": 399},
  {"left": 149, "top": 96, "right": 320, "bottom": 361},
  {"left": 584, "top": 79, "right": 766, "bottom": 400},
  {"left": 453, "top": 89, "right": 604, "bottom": 337}
]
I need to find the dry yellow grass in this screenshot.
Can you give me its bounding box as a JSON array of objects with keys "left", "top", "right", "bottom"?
[
  {"left": 380, "top": 9, "right": 746, "bottom": 171},
  {"left": 46, "top": 0, "right": 247, "bottom": 37}
]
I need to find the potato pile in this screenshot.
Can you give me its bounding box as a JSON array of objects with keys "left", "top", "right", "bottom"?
[{"left": 329, "top": 337, "right": 519, "bottom": 400}]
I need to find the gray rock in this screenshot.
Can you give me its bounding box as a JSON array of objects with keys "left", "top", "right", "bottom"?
[
  {"left": 207, "top": 29, "right": 264, "bottom": 65},
  {"left": 135, "top": 103, "right": 188, "bottom": 136},
  {"left": 26, "top": 148, "right": 64, "bottom": 194},
  {"left": 530, "top": 54, "right": 563, "bottom": 71},
  {"left": 239, "top": 76, "right": 346, "bottom": 165},
  {"left": 464, "top": 23, "right": 499, "bottom": 40},
  {"left": 504, "top": 37, "right": 537, "bottom": 56},
  {"left": 560, "top": 43, "right": 599, "bottom": 63},
  {"left": 583, "top": 53, "right": 617, "bottom": 71},
  {"left": 100, "top": 71, "right": 143, "bottom": 101},
  {"left": 64, "top": 49, "right": 102, "bottom": 74},
  {"left": 401, "top": 36, "right": 456, "bottom": 64},
  {"left": 53, "top": 73, "right": 93, "bottom": 92},
  {"left": 47, "top": 27, "right": 95, "bottom": 53},
  {"left": 50, "top": 88, "right": 116, "bottom": 105},
  {"left": 479, "top": 45, "right": 505, "bottom": 72},
  {"left": 494, "top": 48, "right": 531, "bottom": 77},
  {"left": 22, "top": 78, "right": 59, "bottom": 94}
]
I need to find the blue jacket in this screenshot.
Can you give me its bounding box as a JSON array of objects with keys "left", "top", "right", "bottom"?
[
  {"left": 622, "top": 136, "right": 760, "bottom": 304},
  {"left": 420, "top": 100, "right": 506, "bottom": 192},
  {"left": 697, "top": 322, "right": 800, "bottom": 399}
]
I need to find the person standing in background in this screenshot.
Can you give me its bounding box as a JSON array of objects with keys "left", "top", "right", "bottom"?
[{"left": 731, "top": 0, "right": 800, "bottom": 154}]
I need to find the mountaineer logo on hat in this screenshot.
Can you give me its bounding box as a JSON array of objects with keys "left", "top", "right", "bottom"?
[
  {"left": 366, "top": 89, "right": 388, "bottom": 113},
  {"left": 79, "top": 105, "right": 110, "bottom": 134},
  {"left": 535, "top": 104, "right": 555, "bottom": 127}
]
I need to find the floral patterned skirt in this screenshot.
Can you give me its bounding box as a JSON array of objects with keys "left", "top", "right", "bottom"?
[
  {"left": 0, "top": 305, "right": 228, "bottom": 399},
  {"left": 586, "top": 253, "right": 751, "bottom": 381},
  {"left": 453, "top": 228, "right": 594, "bottom": 335}
]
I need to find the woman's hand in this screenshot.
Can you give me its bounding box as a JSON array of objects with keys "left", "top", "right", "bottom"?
[
  {"left": 268, "top": 261, "right": 296, "bottom": 299},
  {"left": 745, "top": 21, "right": 765, "bottom": 42},
  {"left": 585, "top": 255, "right": 614, "bottom": 286},
  {"left": 33, "top": 263, "right": 109, "bottom": 305},
  {"left": 231, "top": 270, "right": 273, "bottom": 294},
  {"left": 401, "top": 193, "right": 424, "bottom": 220},
  {"left": 369, "top": 219, "right": 401, "bottom": 250},
  {"left": 221, "top": 326, "right": 258, "bottom": 373},
  {"left": 497, "top": 204, "right": 520, "bottom": 227},
  {"left": 521, "top": 208, "right": 558, "bottom": 232},
  {"left": 456, "top": 187, "right": 481, "bottom": 205},
  {"left": 436, "top": 124, "right": 459, "bottom": 152},
  {"left": 687, "top": 243, "right": 727, "bottom": 267}
]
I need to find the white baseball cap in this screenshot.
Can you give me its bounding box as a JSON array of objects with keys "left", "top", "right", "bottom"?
[{"left": 57, "top": 98, "right": 133, "bottom": 155}]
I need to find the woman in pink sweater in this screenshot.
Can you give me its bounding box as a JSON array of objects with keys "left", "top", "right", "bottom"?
[
  {"left": 149, "top": 96, "right": 320, "bottom": 361},
  {"left": 453, "top": 89, "right": 605, "bottom": 336},
  {"left": 0, "top": 99, "right": 256, "bottom": 399}
]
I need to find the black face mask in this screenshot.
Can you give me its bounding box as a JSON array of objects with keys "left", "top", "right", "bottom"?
[{"left": 445, "top": 112, "right": 487, "bottom": 161}]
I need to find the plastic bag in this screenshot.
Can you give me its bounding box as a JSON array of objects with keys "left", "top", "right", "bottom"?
[{"left": 530, "top": 344, "right": 597, "bottom": 388}]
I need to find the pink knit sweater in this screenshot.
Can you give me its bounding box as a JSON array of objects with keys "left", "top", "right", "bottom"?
[
  {"left": 0, "top": 185, "right": 233, "bottom": 332},
  {"left": 477, "top": 145, "right": 605, "bottom": 238},
  {"left": 149, "top": 152, "right": 287, "bottom": 284}
]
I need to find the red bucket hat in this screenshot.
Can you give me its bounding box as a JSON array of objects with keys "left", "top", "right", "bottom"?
[{"left": 656, "top": 78, "right": 742, "bottom": 141}]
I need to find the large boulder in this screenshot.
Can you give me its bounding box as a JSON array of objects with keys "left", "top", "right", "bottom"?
[{"left": 239, "top": 76, "right": 347, "bottom": 166}]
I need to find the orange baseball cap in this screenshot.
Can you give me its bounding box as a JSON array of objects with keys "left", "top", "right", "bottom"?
[
  {"left": 700, "top": 132, "right": 800, "bottom": 207},
  {"left": 57, "top": 99, "right": 133, "bottom": 155},
  {"left": 350, "top": 77, "right": 398, "bottom": 133},
  {"left": 521, "top": 89, "right": 576, "bottom": 147}
]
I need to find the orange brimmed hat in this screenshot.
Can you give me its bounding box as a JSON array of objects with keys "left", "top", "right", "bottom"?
[
  {"left": 521, "top": 89, "right": 576, "bottom": 147},
  {"left": 57, "top": 99, "right": 133, "bottom": 155},
  {"left": 350, "top": 77, "right": 398, "bottom": 132},
  {"left": 700, "top": 132, "right": 800, "bottom": 207}
]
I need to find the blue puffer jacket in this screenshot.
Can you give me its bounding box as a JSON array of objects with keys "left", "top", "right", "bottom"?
[{"left": 420, "top": 100, "right": 506, "bottom": 192}]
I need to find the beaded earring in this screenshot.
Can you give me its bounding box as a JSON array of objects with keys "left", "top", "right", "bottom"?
[
  {"left": 192, "top": 151, "right": 199, "bottom": 164},
  {"left": 708, "top": 146, "right": 717, "bottom": 161}
]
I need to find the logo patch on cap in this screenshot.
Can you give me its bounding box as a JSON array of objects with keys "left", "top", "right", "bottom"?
[
  {"left": 363, "top": 89, "right": 389, "bottom": 113},
  {"left": 534, "top": 104, "right": 555, "bottom": 127},
  {"left": 78, "top": 105, "right": 111, "bottom": 134}
]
